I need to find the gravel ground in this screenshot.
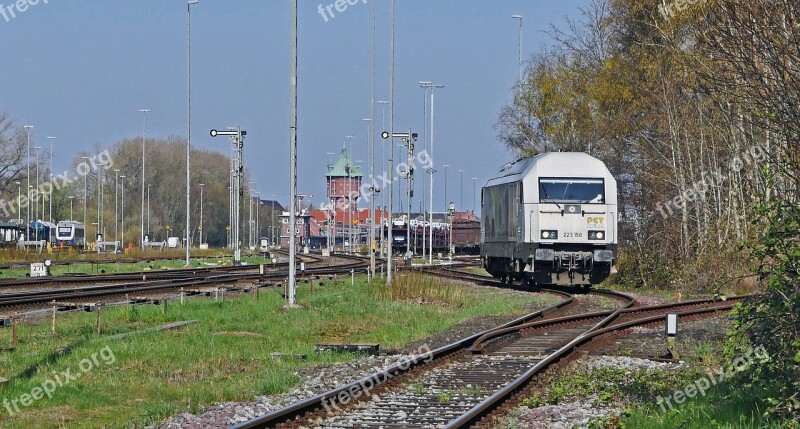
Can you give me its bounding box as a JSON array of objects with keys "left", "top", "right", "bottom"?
[
  {"left": 502, "top": 356, "right": 681, "bottom": 429},
  {"left": 152, "top": 353, "right": 421, "bottom": 429}
]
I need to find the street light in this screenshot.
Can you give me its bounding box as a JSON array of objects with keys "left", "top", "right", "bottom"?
[
  {"left": 120, "top": 175, "right": 126, "bottom": 249},
  {"left": 114, "top": 168, "right": 120, "bottom": 244},
  {"left": 33, "top": 146, "right": 41, "bottom": 224},
  {"left": 512, "top": 14, "right": 524, "bottom": 82},
  {"left": 186, "top": 0, "right": 199, "bottom": 265},
  {"left": 82, "top": 156, "right": 90, "bottom": 250},
  {"left": 376, "top": 101, "right": 390, "bottom": 257},
  {"left": 139, "top": 108, "right": 150, "bottom": 248},
  {"left": 15, "top": 181, "right": 20, "bottom": 224},
  {"left": 23, "top": 125, "right": 33, "bottom": 229},
  {"left": 47, "top": 136, "right": 55, "bottom": 223},
  {"left": 363, "top": 117, "right": 375, "bottom": 274},
  {"left": 147, "top": 184, "right": 151, "bottom": 240},
  {"left": 472, "top": 177, "right": 478, "bottom": 213},
  {"left": 459, "top": 169, "right": 465, "bottom": 211},
  {"left": 199, "top": 183, "right": 205, "bottom": 245},
  {"left": 419, "top": 81, "right": 444, "bottom": 264}
]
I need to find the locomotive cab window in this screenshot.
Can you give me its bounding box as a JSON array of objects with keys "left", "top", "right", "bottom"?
[{"left": 539, "top": 178, "right": 605, "bottom": 204}]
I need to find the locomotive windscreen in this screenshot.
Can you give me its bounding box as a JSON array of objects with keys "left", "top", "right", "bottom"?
[{"left": 539, "top": 178, "right": 604, "bottom": 204}]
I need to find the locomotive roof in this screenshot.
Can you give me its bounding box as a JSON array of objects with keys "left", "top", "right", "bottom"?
[{"left": 485, "top": 152, "right": 612, "bottom": 187}]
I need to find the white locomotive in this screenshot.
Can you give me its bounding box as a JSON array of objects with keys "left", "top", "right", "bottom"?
[{"left": 481, "top": 152, "right": 618, "bottom": 287}]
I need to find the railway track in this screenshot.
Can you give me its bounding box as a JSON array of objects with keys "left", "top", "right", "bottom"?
[
  {"left": 0, "top": 253, "right": 369, "bottom": 314},
  {"left": 231, "top": 268, "right": 741, "bottom": 429}
]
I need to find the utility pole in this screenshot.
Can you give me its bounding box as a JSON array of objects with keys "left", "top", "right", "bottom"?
[
  {"left": 139, "top": 108, "right": 150, "bottom": 248},
  {"left": 186, "top": 0, "right": 199, "bottom": 265},
  {"left": 387, "top": 0, "right": 394, "bottom": 284},
  {"left": 288, "top": 0, "right": 299, "bottom": 306}
]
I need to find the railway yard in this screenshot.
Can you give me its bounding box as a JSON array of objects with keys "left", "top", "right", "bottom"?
[
  {"left": 0, "top": 252, "right": 757, "bottom": 428},
  {"left": 3, "top": 0, "right": 798, "bottom": 427}
]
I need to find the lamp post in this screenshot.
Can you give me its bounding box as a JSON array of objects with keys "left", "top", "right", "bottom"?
[
  {"left": 345, "top": 135, "right": 355, "bottom": 254},
  {"left": 47, "top": 136, "right": 55, "bottom": 223},
  {"left": 120, "top": 175, "right": 126, "bottom": 249},
  {"left": 472, "top": 177, "right": 478, "bottom": 213},
  {"left": 147, "top": 184, "right": 151, "bottom": 241},
  {"left": 33, "top": 146, "right": 41, "bottom": 224},
  {"left": 377, "top": 100, "right": 389, "bottom": 257},
  {"left": 387, "top": 0, "right": 395, "bottom": 283},
  {"left": 199, "top": 183, "right": 205, "bottom": 246},
  {"left": 459, "top": 169, "right": 465, "bottom": 211},
  {"left": 15, "top": 181, "right": 20, "bottom": 224},
  {"left": 82, "top": 156, "right": 89, "bottom": 250},
  {"left": 24, "top": 125, "right": 33, "bottom": 229},
  {"left": 186, "top": 0, "right": 199, "bottom": 265},
  {"left": 68, "top": 196, "right": 74, "bottom": 220},
  {"left": 114, "top": 169, "right": 120, "bottom": 245},
  {"left": 139, "top": 108, "right": 150, "bottom": 248},
  {"left": 512, "top": 14, "right": 523, "bottom": 82},
  {"left": 419, "top": 81, "right": 444, "bottom": 264},
  {"left": 271, "top": 195, "right": 276, "bottom": 246},
  {"left": 255, "top": 191, "right": 261, "bottom": 243},
  {"left": 288, "top": 0, "right": 299, "bottom": 305},
  {"left": 248, "top": 181, "right": 254, "bottom": 249},
  {"left": 363, "top": 117, "right": 375, "bottom": 273}
]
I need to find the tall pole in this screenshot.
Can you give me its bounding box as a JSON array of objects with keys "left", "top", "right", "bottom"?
[
  {"left": 387, "top": 0, "right": 395, "bottom": 284},
  {"left": 121, "top": 175, "right": 126, "bottom": 248},
  {"left": 69, "top": 196, "right": 74, "bottom": 220},
  {"left": 429, "top": 86, "right": 442, "bottom": 264},
  {"left": 472, "top": 177, "right": 478, "bottom": 213},
  {"left": 199, "top": 183, "right": 205, "bottom": 245},
  {"left": 15, "top": 182, "right": 20, "bottom": 224},
  {"left": 139, "top": 108, "right": 150, "bottom": 248},
  {"left": 34, "top": 146, "right": 41, "bottom": 224},
  {"left": 419, "top": 82, "right": 430, "bottom": 261},
  {"left": 147, "top": 184, "right": 151, "bottom": 240},
  {"left": 377, "top": 100, "right": 389, "bottom": 257},
  {"left": 369, "top": 0, "right": 376, "bottom": 276},
  {"left": 82, "top": 156, "right": 89, "bottom": 250},
  {"left": 512, "top": 15, "right": 523, "bottom": 82},
  {"left": 47, "top": 136, "right": 55, "bottom": 223},
  {"left": 24, "top": 125, "right": 32, "bottom": 233},
  {"left": 271, "top": 195, "right": 276, "bottom": 246},
  {"left": 248, "top": 182, "right": 253, "bottom": 248},
  {"left": 459, "top": 170, "right": 464, "bottom": 210},
  {"left": 288, "top": 0, "right": 298, "bottom": 305},
  {"left": 114, "top": 169, "right": 119, "bottom": 245},
  {"left": 186, "top": 0, "right": 198, "bottom": 265}
]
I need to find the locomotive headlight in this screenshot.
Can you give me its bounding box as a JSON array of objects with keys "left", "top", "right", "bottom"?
[
  {"left": 588, "top": 231, "right": 605, "bottom": 240},
  {"left": 541, "top": 230, "right": 557, "bottom": 240}
]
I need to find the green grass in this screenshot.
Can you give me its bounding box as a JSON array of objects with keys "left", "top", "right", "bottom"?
[
  {"left": 0, "top": 254, "right": 273, "bottom": 279},
  {"left": 0, "top": 273, "right": 547, "bottom": 428},
  {"left": 622, "top": 381, "right": 793, "bottom": 428}
]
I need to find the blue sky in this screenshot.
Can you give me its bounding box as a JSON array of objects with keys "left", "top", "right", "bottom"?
[{"left": 0, "top": 0, "right": 585, "bottom": 213}]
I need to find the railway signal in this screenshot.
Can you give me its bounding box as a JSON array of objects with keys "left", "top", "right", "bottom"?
[
  {"left": 211, "top": 127, "right": 246, "bottom": 266},
  {"left": 382, "top": 130, "right": 418, "bottom": 262}
]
